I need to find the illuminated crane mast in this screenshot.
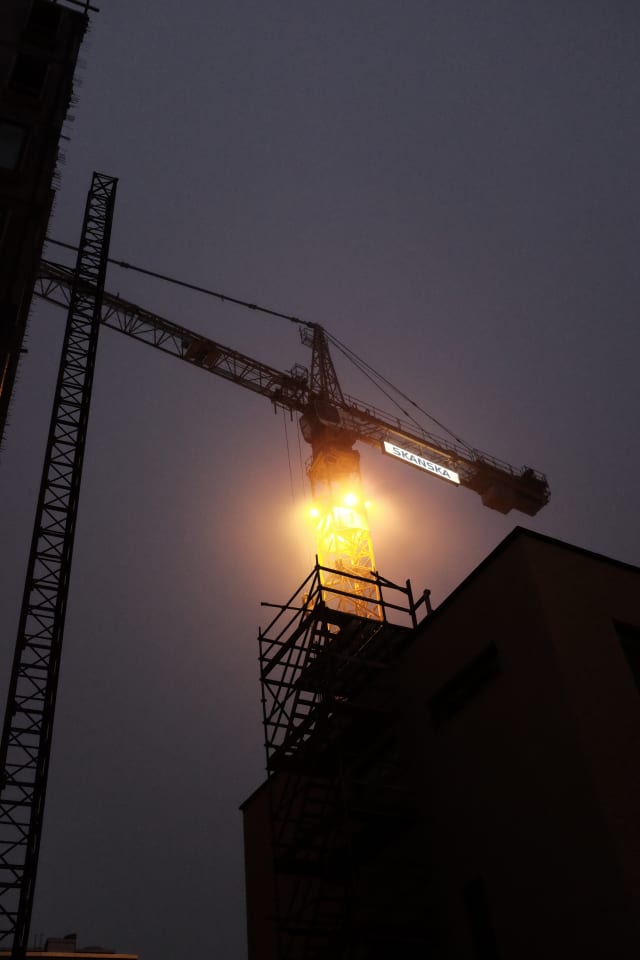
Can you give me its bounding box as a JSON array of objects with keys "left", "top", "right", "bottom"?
[{"left": 301, "top": 324, "right": 379, "bottom": 617}]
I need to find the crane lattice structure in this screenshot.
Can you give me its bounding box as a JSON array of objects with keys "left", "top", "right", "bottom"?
[
  {"left": 34, "top": 254, "right": 550, "bottom": 618},
  {"left": 33, "top": 257, "right": 550, "bottom": 521},
  {"left": 0, "top": 174, "right": 549, "bottom": 957},
  {"left": 0, "top": 173, "right": 117, "bottom": 960}
]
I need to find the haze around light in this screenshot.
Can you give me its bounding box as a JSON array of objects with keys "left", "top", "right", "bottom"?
[{"left": 1, "top": 3, "right": 640, "bottom": 959}]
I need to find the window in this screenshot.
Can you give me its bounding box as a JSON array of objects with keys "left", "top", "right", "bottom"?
[
  {"left": 614, "top": 620, "right": 640, "bottom": 692},
  {"left": 9, "top": 53, "right": 49, "bottom": 98},
  {"left": 0, "top": 121, "right": 28, "bottom": 171},
  {"left": 0, "top": 303, "right": 19, "bottom": 349},
  {"left": 22, "top": 1, "right": 62, "bottom": 48},
  {"left": 428, "top": 643, "right": 500, "bottom": 729},
  {"left": 0, "top": 207, "right": 9, "bottom": 247},
  {"left": 463, "top": 876, "right": 501, "bottom": 959}
]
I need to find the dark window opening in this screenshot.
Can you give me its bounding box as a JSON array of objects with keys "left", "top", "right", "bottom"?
[
  {"left": 0, "top": 121, "right": 28, "bottom": 172},
  {"left": 428, "top": 643, "right": 500, "bottom": 729},
  {"left": 9, "top": 53, "right": 49, "bottom": 98},
  {"left": 0, "top": 303, "right": 19, "bottom": 350},
  {"left": 0, "top": 208, "right": 9, "bottom": 246},
  {"left": 464, "top": 876, "right": 501, "bottom": 960},
  {"left": 23, "top": 1, "right": 62, "bottom": 48},
  {"left": 614, "top": 619, "right": 640, "bottom": 693}
]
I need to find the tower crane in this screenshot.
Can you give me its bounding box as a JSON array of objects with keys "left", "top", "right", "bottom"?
[
  {"left": 34, "top": 257, "right": 550, "bottom": 615},
  {"left": 0, "top": 173, "right": 550, "bottom": 958}
]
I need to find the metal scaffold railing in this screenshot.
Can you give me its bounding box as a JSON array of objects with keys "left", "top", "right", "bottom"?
[{"left": 258, "top": 563, "right": 430, "bottom": 959}]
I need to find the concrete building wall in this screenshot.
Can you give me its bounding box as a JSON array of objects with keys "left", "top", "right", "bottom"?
[
  {"left": 394, "top": 531, "right": 640, "bottom": 958},
  {"left": 241, "top": 781, "right": 278, "bottom": 960},
  {"left": 0, "top": 0, "right": 87, "bottom": 449},
  {"left": 524, "top": 535, "right": 640, "bottom": 899}
]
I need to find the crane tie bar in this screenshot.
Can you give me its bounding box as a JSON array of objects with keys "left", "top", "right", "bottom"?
[{"left": 45, "top": 237, "right": 314, "bottom": 328}]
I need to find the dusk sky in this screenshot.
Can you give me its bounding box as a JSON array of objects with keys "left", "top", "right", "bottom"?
[{"left": 2, "top": 2, "right": 640, "bottom": 958}]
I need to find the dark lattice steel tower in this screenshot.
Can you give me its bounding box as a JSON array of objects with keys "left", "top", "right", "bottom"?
[{"left": 0, "top": 171, "right": 117, "bottom": 959}]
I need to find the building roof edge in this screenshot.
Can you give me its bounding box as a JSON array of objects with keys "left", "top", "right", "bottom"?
[{"left": 416, "top": 526, "right": 640, "bottom": 632}]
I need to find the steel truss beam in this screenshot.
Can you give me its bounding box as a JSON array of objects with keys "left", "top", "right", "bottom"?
[
  {"left": 35, "top": 260, "right": 310, "bottom": 412},
  {"left": 33, "top": 260, "right": 550, "bottom": 516},
  {"left": 0, "top": 173, "right": 117, "bottom": 959}
]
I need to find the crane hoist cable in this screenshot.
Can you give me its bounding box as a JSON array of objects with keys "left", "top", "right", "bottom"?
[
  {"left": 45, "top": 237, "right": 312, "bottom": 327},
  {"left": 325, "top": 329, "right": 476, "bottom": 456},
  {"left": 281, "top": 407, "right": 296, "bottom": 502}
]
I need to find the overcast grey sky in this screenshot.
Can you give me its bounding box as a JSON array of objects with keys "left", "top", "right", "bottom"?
[{"left": 2, "top": 2, "right": 640, "bottom": 958}]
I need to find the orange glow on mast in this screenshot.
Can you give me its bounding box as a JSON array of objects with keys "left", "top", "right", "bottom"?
[{"left": 306, "top": 445, "right": 381, "bottom": 619}]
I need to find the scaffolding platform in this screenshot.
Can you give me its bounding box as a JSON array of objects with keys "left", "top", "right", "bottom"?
[{"left": 258, "top": 561, "right": 432, "bottom": 959}]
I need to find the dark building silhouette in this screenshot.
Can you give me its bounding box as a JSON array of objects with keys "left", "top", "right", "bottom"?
[
  {"left": 0, "top": 932, "right": 137, "bottom": 960},
  {"left": 242, "top": 528, "right": 640, "bottom": 958},
  {"left": 0, "top": 0, "right": 89, "bottom": 451}
]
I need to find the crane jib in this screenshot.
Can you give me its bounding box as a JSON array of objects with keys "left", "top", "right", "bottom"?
[{"left": 383, "top": 441, "right": 461, "bottom": 485}]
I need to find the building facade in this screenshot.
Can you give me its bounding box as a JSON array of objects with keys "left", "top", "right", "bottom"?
[
  {"left": 0, "top": 931, "right": 137, "bottom": 960},
  {"left": 0, "top": 0, "right": 88, "bottom": 451},
  {"left": 242, "top": 529, "right": 640, "bottom": 958}
]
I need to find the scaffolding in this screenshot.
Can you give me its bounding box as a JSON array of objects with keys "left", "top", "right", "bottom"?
[{"left": 258, "top": 562, "right": 432, "bottom": 959}]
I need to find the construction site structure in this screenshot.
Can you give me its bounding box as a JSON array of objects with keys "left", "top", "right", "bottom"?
[
  {"left": 0, "top": 0, "right": 92, "bottom": 451},
  {"left": 243, "top": 528, "right": 640, "bottom": 959},
  {"left": 252, "top": 562, "right": 433, "bottom": 959},
  {"left": 0, "top": 172, "right": 116, "bottom": 960},
  {"left": 34, "top": 256, "right": 550, "bottom": 616},
  {"left": 1, "top": 176, "right": 549, "bottom": 957}
]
